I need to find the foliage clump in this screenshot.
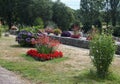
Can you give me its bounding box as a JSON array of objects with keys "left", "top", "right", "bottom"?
[
  {"left": 113, "top": 26, "right": 120, "bottom": 37},
  {"left": 16, "top": 30, "right": 34, "bottom": 47},
  {"left": 53, "top": 28, "right": 62, "bottom": 35},
  {"left": 90, "top": 33, "right": 116, "bottom": 78}
]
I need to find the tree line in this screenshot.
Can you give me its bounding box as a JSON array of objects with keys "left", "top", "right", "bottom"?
[
  {"left": 0, "top": 0, "right": 120, "bottom": 32},
  {"left": 0, "top": 0, "right": 75, "bottom": 30},
  {"left": 79, "top": 0, "right": 120, "bottom": 33}
]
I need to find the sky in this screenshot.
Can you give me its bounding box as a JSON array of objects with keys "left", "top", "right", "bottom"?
[{"left": 52, "top": 0, "right": 80, "bottom": 10}]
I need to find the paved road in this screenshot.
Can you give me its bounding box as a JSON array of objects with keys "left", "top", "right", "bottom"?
[{"left": 0, "top": 66, "right": 31, "bottom": 84}]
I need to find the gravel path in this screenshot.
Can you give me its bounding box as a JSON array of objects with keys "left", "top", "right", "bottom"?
[
  {"left": 0, "top": 67, "right": 31, "bottom": 84},
  {"left": 0, "top": 34, "right": 32, "bottom": 84}
]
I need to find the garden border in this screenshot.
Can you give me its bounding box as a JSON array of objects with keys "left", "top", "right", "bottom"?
[{"left": 49, "top": 35, "right": 120, "bottom": 55}]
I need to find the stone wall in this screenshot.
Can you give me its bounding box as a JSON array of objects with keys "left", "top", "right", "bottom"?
[
  {"left": 50, "top": 35, "right": 120, "bottom": 55},
  {"left": 116, "top": 45, "right": 120, "bottom": 55}
]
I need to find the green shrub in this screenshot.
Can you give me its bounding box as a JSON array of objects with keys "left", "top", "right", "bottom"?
[
  {"left": 53, "top": 28, "right": 62, "bottom": 35},
  {"left": 113, "top": 26, "right": 120, "bottom": 37},
  {"left": 33, "top": 17, "right": 44, "bottom": 26},
  {"left": 32, "top": 25, "right": 44, "bottom": 33},
  {"left": 20, "top": 18, "right": 44, "bottom": 33},
  {"left": 90, "top": 33, "right": 116, "bottom": 78},
  {"left": 21, "top": 27, "right": 32, "bottom": 32},
  {"left": 16, "top": 30, "right": 34, "bottom": 47},
  {"left": 0, "top": 25, "right": 8, "bottom": 32},
  {"left": 21, "top": 26, "right": 43, "bottom": 33},
  {"left": 32, "top": 17, "right": 44, "bottom": 33}
]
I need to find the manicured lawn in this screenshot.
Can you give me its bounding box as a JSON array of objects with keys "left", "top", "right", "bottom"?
[{"left": 0, "top": 36, "right": 120, "bottom": 84}]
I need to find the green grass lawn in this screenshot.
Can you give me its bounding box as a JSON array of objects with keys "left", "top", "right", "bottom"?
[
  {"left": 0, "top": 36, "right": 120, "bottom": 84},
  {"left": 0, "top": 58, "right": 120, "bottom": 84}
]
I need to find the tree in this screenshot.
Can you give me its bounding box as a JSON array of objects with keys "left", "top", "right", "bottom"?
[
  {"left": 16, "top": 0, "right": 53, "bottom": 26},
  {"left": 118, "top": 5, "right": 120, "bottom": 25},
  {"left": 80, "top": 0, "right": 104, "bottom": 33},
  {"left": 32, "top": 0, "right": 53, "bottom": 22},
  {"left": 0, "top": 0, "right": 35, "bottom": 28},
  {"left": 100, "top": 0, "right": 120, "bottom": 27},
  {"left": 16, "top": 0, "right": 35, "bottom": 26},
  {"left": 74, "top": 9, "right": 81, "bottom": 23},
  {"left": 52, "top": 1, "right": 75, "bottom": 30},
  {"left": 0, "top": 0, "right": 18, "bottom": 29},
  {"left": 109, "top": 0, "right": 120, "bottom": 26},
  {"left": 0, "top": 0, "right": 53, "bottom": 28}
]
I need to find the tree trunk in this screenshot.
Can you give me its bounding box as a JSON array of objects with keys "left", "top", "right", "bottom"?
[{"left": 111, "top": 11, "right": 117, "bottom": 27}]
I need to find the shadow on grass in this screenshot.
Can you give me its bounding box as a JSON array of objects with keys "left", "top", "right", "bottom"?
[{"left": 72, "top": 70, "right": 120, "bottom": 84}]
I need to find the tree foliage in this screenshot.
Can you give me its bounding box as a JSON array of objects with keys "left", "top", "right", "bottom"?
[
  {"left": 0, "top": 0, "right": 53, "bottom": 29},
  {"left": 109, "top": 0, "right": 120, "bottom": 26},
  {"left": 0, "top": 0, "right": 119, "bottom": 32},
  {"left": 32, "top": 0, "right": 53, "bottom": 22},
  {"left": 16, "top": 0, "right": 34, "bottom": 26},
  {"left": 80, "top": 0, "right": 104, "bottom": 33},
  {"left": 79, "top": 0, "right": 120, "bottom": 33},
  {"left": 16, "top": 0, "right": 53, "bottom": 26},
  {"left": 52, "top": 1, "right": 75, "bottom": 30},
  {"left": 0, "top": 0, "right": 18, "bottom": 29}
]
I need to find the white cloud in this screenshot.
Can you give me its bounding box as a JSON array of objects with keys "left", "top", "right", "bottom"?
[{"left": 52, "top": 0, "right": 80, "bottom": 10}]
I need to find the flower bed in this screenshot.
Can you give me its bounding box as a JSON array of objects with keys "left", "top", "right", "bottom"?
[
  {"left": 61, "top": 31, "right": 71, "bottom": 37},
  {"left": 71, "top": 34, "right": 80, "bottom": 38},
  {"left": 27, "top": 49, "right": 63, "bottom": 61},
  {"left": 26, "top": 34, "right": 63, "bottom": 61},
  {"left": 16, "top": 30, "right": 34, "bottom": 47}
]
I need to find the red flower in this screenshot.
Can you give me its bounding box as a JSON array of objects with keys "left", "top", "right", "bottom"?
[
  {"left": 26, "top": 49, "right": 63, "bottom": 61},
  {"left": 71, "top": 34, "right": 80, "bottom": 38}
]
